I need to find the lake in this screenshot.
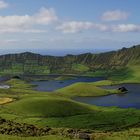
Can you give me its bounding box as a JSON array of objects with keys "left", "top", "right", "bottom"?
[
  {"left": 31, "top": 76, "right": 140, "bottom": 109},
  {"left": 31, "top": 76, "right": 105, "bottom": 92},
  {"left": 0, "top": 85, "right": 10, "bottom": 89},
  {"left": 74, "top": 84, "right": 140, "bottom": 109}
]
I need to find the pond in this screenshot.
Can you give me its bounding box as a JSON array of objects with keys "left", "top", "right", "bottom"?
[
  {"left": 74, "top": 84, "right": 140, "bottom": 109},
  {"left": 31, "top": 76, "right": 105, "bottom": 92},
  {"left": 0, "top": 85, "right": 10, "bottom": 89},
  {"left": 0, "top": 76, "right": 10, "bottom": 89}
]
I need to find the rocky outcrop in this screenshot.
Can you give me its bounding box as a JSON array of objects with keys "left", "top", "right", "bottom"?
[
  {"left": 75, "top": 132, "right": 90, "bottom": 140},
  {"left": 118, "top": 87, "right": 128, "bottom": 93},
  {"left": 0, "top": 117, "right": 92, "bottom": 139}
]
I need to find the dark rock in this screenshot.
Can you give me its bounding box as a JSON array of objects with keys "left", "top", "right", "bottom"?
[
  {"left": 12, "top": 76, "right": 21, "bottom": 79},
  {"left": 76, "top": 133, "right": 90, "bottom": 140},
  {"left": 0, "top": 118, "right": 6, "bottom": 124},
  {"left": 118, "top": 87, "right": 128, "bottom": 93}
]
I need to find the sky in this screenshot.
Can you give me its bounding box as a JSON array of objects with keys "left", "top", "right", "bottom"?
[{"left": 0, "top": 0, "right": 140, "bottom": 55}]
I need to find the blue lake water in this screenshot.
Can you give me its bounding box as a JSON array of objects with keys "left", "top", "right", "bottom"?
[
  {"left": 31, "top": 76, "right": 105, "bottom": 92},
  {"left": 31, "top": 76, "right": 140, "bottom": 109},
  {"left": 74, "top": 84, "right": 140, "bottom": 109}
]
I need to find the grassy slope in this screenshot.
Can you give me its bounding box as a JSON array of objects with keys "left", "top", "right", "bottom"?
[
  {"left": 6, "top": 79, "right": 33, "bottom": 89},
  {"left": 121, "top": 65, "right": 140, "bottom": 83},
  {"left": 26, "top": 108, "right": 140, "bottom": 130},
  {"left": 2, "top": 95, "right": 140, "bottom": 131},
  {"left": 0, "top": 79, "right": 42, "bottom": 98},
  {"left": 0, "top": 64, "right": 50, "bottom": 75},
  {"left": 0, "top": 80, "right": 136, "bottom": 131},
  {"left": 1, "top": 94, "right": 140, "bottom": 131},
  {"left": 55, "top": 75, "right": 76, "bottom": 80},
  {"left": 82, "top": 66, "right": 140, "bottom": 92},
  {"left": 72, "top": 64, "right": 89, "bottom": 72},
  {"left": 1, "top": 79, "right": 94, "bottom": 118},
  {"left": 92, "top": 80, "right": 114, "bottom": 86},
  {"left": 0, "top": 135, "right": 76, "bottom": 140},
  {"left": 4, "top": 97, "right": 92, "bottom": 117},
  {"left": 90, "top": 128, "right": 140, "bottom": 140},
  {"left": 56, "top": 82, "right": 118, "bottom": 97},
  {"left": 1, "top": 79, "right": 140, "bottom": 139}
]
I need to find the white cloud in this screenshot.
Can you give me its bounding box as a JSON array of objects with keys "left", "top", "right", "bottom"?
[
  {"left": 102, "top": 10, "right": 129, "bottom": 21},
  {"left": 56, "top": 21, "right": 108, "bottom": 33},
  {"left": 56, "top": 21, "right": 94, "bottom": 33},
  {"left": 34, "top": 7, "right": 58, "bottom": 25},
  {"left": 0, "top": 0, "right": 8, "bottom": 9},
  {"left": 0, "top": 7, "right": 57, "bottom": 33},
  {"left": 112, "top": 24, "right": 140, "bottom": 32},
  {"left": 0, "top": 5, "right": 139, "bottom": 34},
  {"left": 56, "top": 21, "right": 140, "bottom": 33},
  {"left": 0, "top": 15, "right": 31, "bottom": 28}
]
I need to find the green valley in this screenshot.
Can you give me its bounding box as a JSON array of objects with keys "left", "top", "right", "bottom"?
[{"left": 0, "top": 45, "right": 140, "bottom": 140}]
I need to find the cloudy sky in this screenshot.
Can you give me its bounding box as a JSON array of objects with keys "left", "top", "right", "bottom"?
[{"left": 0, "top": 0, "right": 139, "bottom": 55}]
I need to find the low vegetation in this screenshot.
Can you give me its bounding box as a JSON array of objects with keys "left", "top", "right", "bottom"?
[
  {"left": 55, "top": 75, "right": 77, "bottom": 80},
  {"left": 0, "top": 79, "right": 139, "bottom": 133},
  {"left": 0, "top": 135, "right": 76, "bottom": 140},
  {"left": 5, "top": 97, "right": 92, "bottom": 117},
  {"left": 72, "top": 64, "right": 89, "bottom": 73},
  {"left": 56, "top": 82, "right": 118, "bottom": 97}
]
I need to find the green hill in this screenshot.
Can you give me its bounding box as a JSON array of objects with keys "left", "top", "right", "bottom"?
[
  {"left": 56, "top": 82, "right": 118, "bottom": 97},
  {"left": 5, "top": 97, "right": 92, "bottom": 117}
]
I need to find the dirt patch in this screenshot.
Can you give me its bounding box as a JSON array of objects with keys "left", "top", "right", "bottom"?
[{"left": 0, "top": 98, "right": 14, "bottom": 105}]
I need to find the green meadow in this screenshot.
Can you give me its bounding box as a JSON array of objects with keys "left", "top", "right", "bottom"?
[
  {"left": 0, "top": 76, "right": 140, "bottom": 139},
  {"left": 0, "top": 46, "right": 140, "bottom": 139},
  {"left": 0, "top": 135, "right": 78, "bottom": 140}
]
